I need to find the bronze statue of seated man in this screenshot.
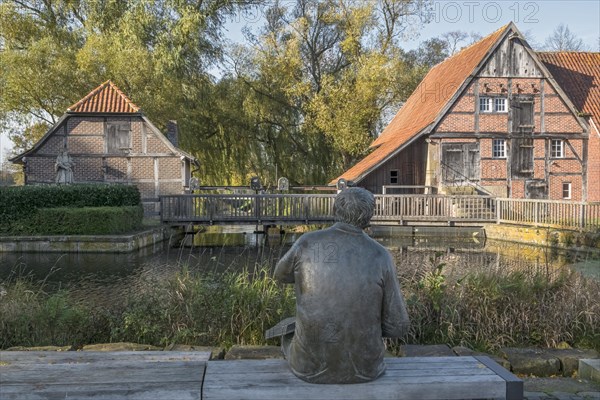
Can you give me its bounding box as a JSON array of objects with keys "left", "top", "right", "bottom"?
[{"left": 272, "top": 187, "right": 410, "bottom": 384}]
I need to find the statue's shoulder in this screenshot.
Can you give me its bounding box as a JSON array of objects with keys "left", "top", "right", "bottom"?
[
  {"left": 299, "top": 228, "right": 333, "bottom": 242},
  {"left": 363, "top": 234, "right": 393, "bottom": 257}
]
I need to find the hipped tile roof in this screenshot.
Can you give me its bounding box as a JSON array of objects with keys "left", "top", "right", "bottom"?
[
  {"left": 68, "top": 80, "right": 141, "bottom": 113},
  {"left": 331, "top": 24, "right": 510, "bottom": 184},
  {"left": 538, "top": 52, "right": 600, "bottom": 120}
]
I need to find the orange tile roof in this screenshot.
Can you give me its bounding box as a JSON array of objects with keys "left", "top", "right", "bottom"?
[
  {"left": 538, "top": 52, "right": 600, "bottom": 120},
  {"left": 331, "top": 24, "right": 510, "bottom": 184},
  {"left": 68, "top": 80, "right": 141, "bottom": 113}
]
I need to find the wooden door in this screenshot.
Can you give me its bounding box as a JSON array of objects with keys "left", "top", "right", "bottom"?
[
  {"left": 442, "top": 144, "right": 464, "bottom": 183},
  {"left": 441, "top": 143, "right": 480, "bottom": 183},
  {"left": 511, "top": 138, "right": 534, "bottom": 178},
  {"left": 511, "top": 96, "right": 534, "bottom": 179},
  {"left": 512, "top": 96, "right": 534, "bottom": 135}
]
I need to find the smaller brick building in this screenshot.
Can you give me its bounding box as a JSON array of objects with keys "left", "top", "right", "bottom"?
[
  {"left": 333, "top": 23, "right": 600, "bottom": 202},
  {"left": 10, "top": 81, "right": 197, "bottom": 214}
]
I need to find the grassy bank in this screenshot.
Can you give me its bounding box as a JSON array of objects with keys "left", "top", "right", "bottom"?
[{"left": 0, "top": 259, "right": 598, "bottom": 353}]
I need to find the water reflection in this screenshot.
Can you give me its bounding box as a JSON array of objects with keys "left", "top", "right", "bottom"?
[{"left": 1, "top": 226, "right": 598, "bottom": 307}]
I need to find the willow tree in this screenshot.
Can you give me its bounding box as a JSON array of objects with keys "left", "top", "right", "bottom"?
[
  {"left": 0, "top": 0, "right": 259, "bottom": 155},
  {"left": 204, "top": 0, "right": 433, "bottom": 185}
]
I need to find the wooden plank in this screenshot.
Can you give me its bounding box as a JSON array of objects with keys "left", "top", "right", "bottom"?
[
  {"left": 0, "top": 351, "right": 208, "bottom": 400},
  {"left": 475, "top": 356, "right": 524, "bottom": 400},
  {"left": 204, "top": 371, "right": 503, "bottom": 385},
  {"left": 1, "top": 361, "right": 206, "bottom": 385},
  {"left": 202, "top": 357, "right": 513, "bottom": 400},
  {"left": 0, "top": 351, "right": 210, "bottom": 364},
  {"left": 204, "top": 373, "right": 505, "bottom": 400},
  {"left": 205, "top": 358, "right": 485, "bottom": 374},
  {"left": 1, "top": 381, "right": 201, "bottom": 400}
]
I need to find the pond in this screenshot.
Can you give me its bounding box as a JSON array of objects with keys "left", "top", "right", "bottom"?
[{"left": 0, "top": 225, "right": 598, "bottom": 308}]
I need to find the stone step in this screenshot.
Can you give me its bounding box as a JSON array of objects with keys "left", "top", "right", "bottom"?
[{"left": 578, "top": 359, "right": 600, "bottom": 383}]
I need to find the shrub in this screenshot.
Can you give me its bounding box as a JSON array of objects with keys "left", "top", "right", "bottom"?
[
  {"left": 0, "top": 184, "right": 140, "bottom": 226},
  {"left": 9, "top": 206, "right": 144, "bottom": 235}
]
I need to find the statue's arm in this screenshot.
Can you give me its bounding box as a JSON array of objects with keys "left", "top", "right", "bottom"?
[
  {"left": 381, "top": 255, "right": 410, "bottom": 338},
  {"left": 274, "top": 242, "right": 300, "bottom": 284}
]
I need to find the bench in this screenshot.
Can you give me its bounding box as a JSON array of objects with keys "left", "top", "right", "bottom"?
[
  {"left": 1, "top": 351, "right": 523, "bottom": 399},
  {"left": 202, "top": 356, "right": 523, "bottom": 400}
]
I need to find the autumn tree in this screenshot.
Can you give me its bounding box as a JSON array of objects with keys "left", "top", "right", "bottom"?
[
  {"left": 207, "top": 0, "right": 433, "bottom": 184},
  {"left": 0, "top": 0, "right": 259, "bottom": 158}
]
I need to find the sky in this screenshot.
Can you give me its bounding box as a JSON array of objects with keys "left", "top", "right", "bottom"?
[
  {"left": 222, "top": 0, "right": 600, "bottom": 51},
  {"left": 2, "top": 0, "right": 599, "bottom": 161}
]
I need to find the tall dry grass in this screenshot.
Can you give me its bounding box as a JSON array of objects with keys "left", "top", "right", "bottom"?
[{"left": 1, "top": 254, "right": 598, "bottom": 352}]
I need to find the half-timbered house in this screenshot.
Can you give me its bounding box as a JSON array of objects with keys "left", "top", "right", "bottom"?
[
  {"left": 333, "top": 23, "right": 600, "bottom": 202},
  {"left": 10, "top": 80, "right": 197, "bottom": 214}
]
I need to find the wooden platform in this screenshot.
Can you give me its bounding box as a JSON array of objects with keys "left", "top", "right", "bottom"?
[{"left": 0, "top": 352, "right": 523, "bottom": 400}]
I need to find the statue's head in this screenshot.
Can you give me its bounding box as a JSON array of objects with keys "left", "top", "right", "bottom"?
[{"left": 333, "top": 187, "right": 375, "bottom": 229}]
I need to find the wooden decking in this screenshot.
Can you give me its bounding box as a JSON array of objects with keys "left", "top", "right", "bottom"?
[{"left": 0, "top": 352, "right": 523, "bottom": 400}]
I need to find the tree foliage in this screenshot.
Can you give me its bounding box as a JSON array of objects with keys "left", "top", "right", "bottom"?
[
  {"left": 1, "top": 0, "right": 435, "bottom": 186},
  {"left": 0, "top": 0, "right": 258, "bottom": 152},
  {"left": 193, "top": 0, "right": 433, "bottom": 185}
]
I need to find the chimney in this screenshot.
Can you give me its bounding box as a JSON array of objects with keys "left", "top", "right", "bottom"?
[{"left": 166, "top": 120, "right": 179, "bottom": 147}]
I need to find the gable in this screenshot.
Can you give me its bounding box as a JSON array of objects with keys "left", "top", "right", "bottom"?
[
  {"left": 331, "top": 24, "right": 511, "bottom": 184},
  {"left": 479, "top": 35, "right": 543, "bottom": 77}
]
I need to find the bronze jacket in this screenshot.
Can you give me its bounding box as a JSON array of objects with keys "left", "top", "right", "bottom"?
[{"left": 274, "top": 222, "right": 410, "bottom": 384}]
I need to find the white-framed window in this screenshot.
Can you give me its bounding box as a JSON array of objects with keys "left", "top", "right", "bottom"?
[
  {"left": 551, "top": 139, "right": 564, "bottom": 158},
  {"left": 494, "top": 97, "right": 507, "bottom": 112},
  {"left": 479, "top": 97, "right": 492, "bottom": 112},
  {"left": 492, "top": 139, "right": 506, "bottom": 158},
  {"left": 562, "top": 182, "right": 571, "bottom": 199},
  {"left": 479, "top": 97, "right": 508, "bottom": 113},
  {"left": 390, "top": 170, "right": 398, "bottom": 184}
]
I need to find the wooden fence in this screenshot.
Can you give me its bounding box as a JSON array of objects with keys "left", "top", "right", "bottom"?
[
  {"left": 496, "top": 198, "right": 600, "bottom": 229},
  {"left": 160, "top": 194, "right": 599, "bottom": 230}
]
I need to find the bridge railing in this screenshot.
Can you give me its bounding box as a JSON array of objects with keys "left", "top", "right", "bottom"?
[
  {"left": 161, "top": 194, "right": 599, "bottom": 229},
  {"left": 160, "top": 194, "right": 337, "bottom": 224},
  {"left": 496, "top": 198, "right": 600, "bottom": 229},
  {"left": 372, "top": 195, "right": 496, "bottom": 223}
]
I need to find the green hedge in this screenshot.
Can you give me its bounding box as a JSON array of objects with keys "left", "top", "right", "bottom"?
[
  {"left": 0, "top": 184, "right": 140, "bottom": 226},
  {"left": 9, "top": 206, "right": 144, "bottom": 235}
]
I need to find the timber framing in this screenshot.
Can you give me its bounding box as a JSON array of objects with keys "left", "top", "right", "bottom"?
[
  {"left": 9, "top": 80, "right": 199, "bottom": 215},
  {"left": 333, "top": 22, "right": 599, "bottom": 202}
]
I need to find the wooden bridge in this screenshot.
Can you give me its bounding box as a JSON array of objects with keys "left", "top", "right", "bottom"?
[
  {"left": 160, "top": 194, "right": 496, "bottom": 226},
  {"left": 160, "top": 194, "right": 600, "bottom": 230}
]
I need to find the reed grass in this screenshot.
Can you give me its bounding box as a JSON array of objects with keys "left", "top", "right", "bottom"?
[{"left": 0, "top": 256, "right": 598, "bottom": 353}]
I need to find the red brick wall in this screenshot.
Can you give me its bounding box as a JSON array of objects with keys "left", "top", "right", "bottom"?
[
  {"left": 24, "top": 115, "right": 186, "bottom": 212},
  {"left": 433, "top": 75, "right": 589, "bottom": 201},
  {"left": 587, "top": 120, "right": 600, "bottom": 202}
]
